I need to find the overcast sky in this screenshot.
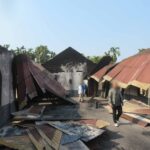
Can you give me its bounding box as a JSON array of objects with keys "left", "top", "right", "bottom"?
[{"left": 0, "top": 0, "right": 150, "bottom": 61}]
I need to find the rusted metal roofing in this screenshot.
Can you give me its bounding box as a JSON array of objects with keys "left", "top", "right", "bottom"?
[
  {"left": 88, "top": 56, "right": 113, "bottom": 77},
  {"left": 104, "top": 51, "right": 150, "bottom": 90},
  {"left": 13, "top": 54, "right": 71, "bottom": 109},
  {"left": 90, "top": 64, "right": 115, "bottom": 82}
]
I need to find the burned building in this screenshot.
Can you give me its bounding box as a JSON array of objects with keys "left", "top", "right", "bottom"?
[
  {"left": 0, "top": 46, "right": 15, "bottom": 127},
  {"left": 43, "top": 47, "right": 96, "bottom": 96}
]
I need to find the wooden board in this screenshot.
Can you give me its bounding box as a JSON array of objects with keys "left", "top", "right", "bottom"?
[
  {"left": 121, "top": 113, "right": 150, "bottom": 127},
  {"left": 36, "top": 125, "right": 62, "bottom": 150},
  {"left": 0, "top": 135, "right": 35, "bottom": 150}
]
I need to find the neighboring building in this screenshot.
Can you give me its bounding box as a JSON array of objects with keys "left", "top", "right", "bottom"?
[
  {"left": 90, "top": 63, "right": 116, "bottom": 98},
  {"left": 43, "top": 47, "right": 96, "bottom": 96},
  {"left": 0, "top": 46, "right": 15, "bottom": 127},
  {"left": 87, "top": 56, "right": 113, "bottom": 96},
  {"left": 104, "top": 49, "right": 150, "bottom": 105}
]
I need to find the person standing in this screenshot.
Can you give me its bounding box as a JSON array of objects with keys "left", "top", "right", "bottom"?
[
  {"left": 108, "top": 81, "right": 123, "bottom": 127},
  {"left": 78, "top": 83, "right": 83, "bottom": 102},
  {"left": 82, "top": 83, "right": 87, "bottom": 97}
]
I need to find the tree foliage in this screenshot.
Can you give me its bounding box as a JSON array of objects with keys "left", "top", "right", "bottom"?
[
  {"left": 1, "top": 44, "right": 56, "bottom": 64},
  {"left": 87, "top": 56, "right": 102, "bottom": 64},
  {"left": 104, "top": 47, "right": 120, "bottom": 62},
  {"left": 87, "top": 47, "right": 120, "bottom": 64},
  {"left": 13, "top": 46, "right": 36, "bottom": 60},
  {"left": 35, "top": 45, "right": 56, "bottom": 64},
  {"left": 2, "top": 44, "right": 120, "bottom": 64}
]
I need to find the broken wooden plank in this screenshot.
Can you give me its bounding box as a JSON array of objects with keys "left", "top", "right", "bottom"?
[
  {"left": 27, "top": 128, "right": 52, "bottom": 150},
  {"left": 12, "top": 105, "right": 45, "bottom": 118},
  {"left": 0, "top": 135, "right": 35, "bottom": 150},
  {"left": 121, "top": 113, "right": 149, "bottom": 127},
  {"left": 36, "top": 125, "right": 62, "bottom": 150},
  {"left": 28, "top": 106, "right": 46, "bottom": 116}
]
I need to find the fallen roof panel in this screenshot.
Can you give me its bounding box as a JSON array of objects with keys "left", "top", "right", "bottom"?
[
  {"left": 90, "top": 64, "right": 115, "bottom": 82},
  {"left": 48, "top": 121, "right": 105, "bottom": 142},
  {"left": 13, "top": 54, "right": 73, "bottom": 109},
  {"left": 0, "top": 135, "right": 35, "bottom": 150}
]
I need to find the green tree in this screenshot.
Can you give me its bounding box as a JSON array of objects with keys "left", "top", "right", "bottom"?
[
  {"left": 35, "top": 45, "right": 56, "bottom": 64},
  {"left": 87, "top": 56, "right": 102, "bottom": 64},
  {"left": 9, "top": 45, "right": 56, "bottom": 63},
  {"left": 104, "top": 47, "right": 120, "bottom": 62},
  {"left": 13, "top": 46, "right": 36, "bottom": 60}
]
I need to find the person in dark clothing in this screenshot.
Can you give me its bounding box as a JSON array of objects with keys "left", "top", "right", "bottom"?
[{"left": 108, "top": 81, "right": 123, "bottom": 127}]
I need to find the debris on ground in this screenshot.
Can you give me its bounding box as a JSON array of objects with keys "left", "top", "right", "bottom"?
[
  {"left": 0, "top": 97, "right": 107, "bottom": 149},
  {"left": 76, "top": 119, "right": 110, "bottom": 128},
  {"left": 0, "top": 119, "right": 106, "bottom": 150}
]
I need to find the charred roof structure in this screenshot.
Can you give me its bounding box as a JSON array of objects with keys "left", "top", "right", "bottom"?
[
  {"left": 13, "top": 54, "right": 73, "bottom": 109},
  {"left": 43, "top": 47, "right": 95, "bottom": 73},
  {"left": 43, "top": 47, "right": 96, "bottom": 96}
]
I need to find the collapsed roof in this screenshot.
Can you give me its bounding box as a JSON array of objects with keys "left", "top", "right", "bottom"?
[
  {"left": 43, "top": 47, "right": 96, "bottom": 73},
  {"left": 90, "top": 63, "right": 116, "bottom": 82},
  {"left": 13, "top": 54, "right": 73, "bottom": 109},
  {"left": 104, "top": 50, "right": 150, "bottom": 90}
]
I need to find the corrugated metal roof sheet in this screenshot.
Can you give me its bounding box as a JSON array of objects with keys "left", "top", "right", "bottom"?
[
  {"left": 88, "top": 56, "right": 112, "bottom": 76},
  {"left": 90, "top": 64, "right": 115, "bottom": 82},
  {"left": 104, "top": 51, "right": 150, "bottom": 89},
  {"left": 13, "top": 54, "right": 72, "bottom": 109}
]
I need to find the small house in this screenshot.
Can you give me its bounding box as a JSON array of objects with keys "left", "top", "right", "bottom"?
[{"left": 43, "top": 47, "right": 96, "bottom": 96}]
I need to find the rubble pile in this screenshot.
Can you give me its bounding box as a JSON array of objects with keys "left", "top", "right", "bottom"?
[
  {"left": 0, "top": 109, "right": 107, "bottom": 150},
  {"left": 0, "top": 54, "right": 108, "bottom": 150}
]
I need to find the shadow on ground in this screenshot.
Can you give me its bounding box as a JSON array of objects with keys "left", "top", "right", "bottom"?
[{"left": 86, "top": 129, "right": 125, "bottom": 150}]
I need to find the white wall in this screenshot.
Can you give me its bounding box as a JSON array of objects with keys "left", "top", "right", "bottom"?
[{"left": 53, "top": 62, "right": 87, "bottom": 94}]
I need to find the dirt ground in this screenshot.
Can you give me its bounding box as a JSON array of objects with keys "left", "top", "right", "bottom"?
[{"left": 72, "top": 97, "right": 150, "bottom": 150}]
